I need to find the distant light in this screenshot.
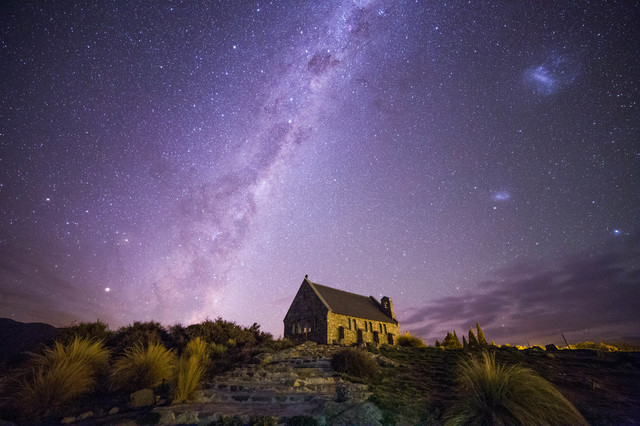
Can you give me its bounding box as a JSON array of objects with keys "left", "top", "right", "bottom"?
[
  {"left": 613, "top": 229, "right": 621, "bottom": 235},
  {"left": 105, "top": 287, "right": 111, "bottom": 292}
]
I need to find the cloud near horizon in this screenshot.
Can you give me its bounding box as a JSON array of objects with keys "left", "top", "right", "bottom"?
[{"left": 401, "top": 233, "right": 640, "bottom": 346}]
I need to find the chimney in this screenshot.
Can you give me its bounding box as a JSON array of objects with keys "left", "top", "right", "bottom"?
[{"left": 380, "top": 296, "right": 395, "bottom": 320}]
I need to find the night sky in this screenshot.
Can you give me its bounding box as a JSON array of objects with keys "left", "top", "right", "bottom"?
[{"left": 1, "top": 1, "right": 638, "bottom": 346}]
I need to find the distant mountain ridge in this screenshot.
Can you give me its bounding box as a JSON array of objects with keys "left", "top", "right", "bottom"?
[{"left": 0, "top": 318, "right": 62, "bottom": 365}]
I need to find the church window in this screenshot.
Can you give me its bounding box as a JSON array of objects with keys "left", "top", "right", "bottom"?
[
  {"left": 365, "top": 322, "right": 368, "bottom": 332},
  {"left": 383, "top": 324, "right": 387, "bottom": 334},
  {"left": 379, "top": 323, "right": 383, "bottom": 333}
]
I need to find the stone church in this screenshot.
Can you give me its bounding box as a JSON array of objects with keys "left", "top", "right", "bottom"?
[{"left": 284, "top": 276, "right": 400, "bottom": 345}]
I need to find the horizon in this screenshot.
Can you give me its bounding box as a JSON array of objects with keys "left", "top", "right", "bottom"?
[{"left": 1, "top": 2, "right": 638, "bottom": 348}]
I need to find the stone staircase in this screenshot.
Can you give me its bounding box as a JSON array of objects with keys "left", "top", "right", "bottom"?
[
  {"left": 152, "top": 342, "right": 377, "bottom": 423},
  {"left": 201, "top": 357, "right": 339, "bottom": 405}
]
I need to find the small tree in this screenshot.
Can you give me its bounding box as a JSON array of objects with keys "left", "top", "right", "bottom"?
[
  {"left": 462, "top": 336, "right": 468, "bottom": 349},
  {"left": 443, "top": 331, "right": 462, "bottom": 349},
  {"left": 468, "top": 329, "right": 479, "bottom": 348},
  {"left": 476, "top": 323, "right": 488, "bottom": 346},
  {"left": 435, "top": 340, "right": 441, "bottom": 348}
]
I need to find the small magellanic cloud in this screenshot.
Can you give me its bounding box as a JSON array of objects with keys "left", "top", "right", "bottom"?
[{"left": 492, "top": 191, "right": 511, "bottom": 201}]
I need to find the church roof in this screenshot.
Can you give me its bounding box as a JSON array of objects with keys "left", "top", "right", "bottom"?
[{"left": 305, "top": 278, "right": 397, "bottom": 324}]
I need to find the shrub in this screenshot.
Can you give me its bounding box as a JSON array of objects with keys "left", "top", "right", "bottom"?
[
  {"left": 397, "top": 331, "right": 426, "bottom": 347},
  {"left": 17, "top": 337, "right": 109, "bottom": 417},
  {"left": 60, "top": 320, "right": 112, "bottom": 343},
  {"left": 109, "top": 321, "right": 171, "bottom": 355},
  {"left": 444, "top": 351, "right": 587, "bottom": 425},
  {"left": 331, "top": 348, "right": 380, "bottom": 379},
  {"left": 209, "top": 342, "right": 228, "bottom": 359},
  {"left": 111, "top": 342, "right": 176, "bottom": 391}
]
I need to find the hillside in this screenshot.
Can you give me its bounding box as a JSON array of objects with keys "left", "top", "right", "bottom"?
[
  {"left": 0, "top": 319, "right": 638, "bottom": 424},
  {"left": 0, "top": 318, "right": 61, "bottom": 366}
]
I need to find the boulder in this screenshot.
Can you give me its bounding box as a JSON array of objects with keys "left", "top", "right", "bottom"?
[
  {"left": 60, "top": 417, "right": 75, "bottom": 424},
  {"left": 77, "top": 411, "right": 93, "bottom": 420},
  {"left": 330, "top": 402, "right": 383, "bottom": 426},
  {"left": 545, "top": 344, "right": 559, "bottom": 351},
  {"left": 335, "top": 383, "right": 349, "bottom": 402},
  {"left": 158, "top": 411, "right": 175, "bottom": 425},
  {"left": 130, "top": 388, "right": 155, "bottom": 408},
  {"left": 175, "top": 411, "right": 199, "bottom": 424},
  {"left": 108, "top": 407, "right": 119, "bottom": 415}
]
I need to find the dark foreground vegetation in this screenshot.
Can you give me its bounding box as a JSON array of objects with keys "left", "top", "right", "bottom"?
[
  {"left": 0, "top": 318, "right": 294, "bottom": 423},
  {"left": 0, "top": 318, "right": 639, "bottom": 424}
]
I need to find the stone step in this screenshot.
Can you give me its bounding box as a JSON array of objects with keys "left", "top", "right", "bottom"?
[{"left": 204, "top": 391, "right": 324, "bottom": 404}]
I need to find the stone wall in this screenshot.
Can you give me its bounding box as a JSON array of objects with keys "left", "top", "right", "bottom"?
[
  {"left": 327, "top": 312, "right": 399, "bottom": 346},
  {"left": 284, "top": 282, "right": 329, "bottom": 343}
]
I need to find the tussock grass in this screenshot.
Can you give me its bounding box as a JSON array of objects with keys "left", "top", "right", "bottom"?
[
  {"left": 444, "top": 351, "right": 587, "bottom": 425},
  {"left": 185, "top": 337, "right": 209, "bottom": 363},
  {"left": 173, "top": 355, "right": 206, "bottom": 403},
  {"left": 17, "top": 337, "right": 109, "bottom": 416},
  {"left": 331, "top": 348, "right": 380, "bottom": 379},
  {"left": 111, "top": 342, "right": 176, "bottom": 391},
  {"left": 398, "top": 331, "right": 426, "bottom": 347},
  {"left": 173, "top": 338, "right": 210, "bottom": 403}
]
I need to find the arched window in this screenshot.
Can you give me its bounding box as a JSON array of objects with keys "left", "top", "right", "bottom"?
[
  {"left": 348, "top": 318, "right": 351, "bottom": 330},
  {"left": 365, "top": 322, "right": 368, "bottom": 332},
  {"left": 379, "top": 323, "right": 383, "bottom": 333},
  {"left": 384, "top": 324, "right": 387, "bottom": 334},
  {"left": 354, "top": 320, "right": 357, "bottom": 329}
]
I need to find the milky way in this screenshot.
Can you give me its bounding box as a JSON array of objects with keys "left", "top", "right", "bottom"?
[{"left": 1, "top": 1, "right": 638, "bottom": 345}]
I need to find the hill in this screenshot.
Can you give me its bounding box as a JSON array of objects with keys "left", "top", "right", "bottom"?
[{"left": 0, "top": 318, "right": 62, "bottom": 366}]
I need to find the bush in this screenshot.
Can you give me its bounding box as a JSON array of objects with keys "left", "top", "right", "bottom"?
[
  {"left": 17, "top": 337, "right": 109, "bottom": 417},
  {"left": 397, "top": 332, "right": 426, "bottom": 347},
  {"left": 331, "top": 348, "right": 380, "bottom": 379},
  {"left": 444, "top": 351, "right": 587, "bottom": 425},
  {"left": 111, "top": 342, "right": 176, "bottom": 391},
  {"left": 109, "top": 321, "right": 171, "bottom": 355},
  {"left": 60, "top": 320, "right": 112, "bottom": 343}
]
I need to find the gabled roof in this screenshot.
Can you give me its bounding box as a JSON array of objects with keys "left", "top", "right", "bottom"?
[{"left": 305, "top": 278, "right": 397, "bottom": 324}]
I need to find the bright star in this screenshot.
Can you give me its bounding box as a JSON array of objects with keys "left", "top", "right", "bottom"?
[
  {"left": 104, "top": 287, "right": 111, "bottom": 292},
  {"left": 613, "top": 229, "right": 621, "bottom": 235}
]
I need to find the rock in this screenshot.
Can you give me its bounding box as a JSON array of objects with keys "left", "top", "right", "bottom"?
[
  {"left": 60, "top": 417, "right": 75, "bottom": 424},
  {"left": 545, "top": 344, "right": 559, "bottom": 351},
  {"left": 175, "top": 411, "right": 199, "bottom": 424},
  {"left": 130, "top": 388, "right": 155, "bottom": 408},
  {"left": 335, "top": 383, "right": 349, "bottom": 402},
  {"left": 158, "top": 411, "right": 176, "bottom": 425},
  {"left": 108, "top": 407, "right": 119, "bottom": 415},
  {"left": 330, "top": 402, "right": 383, "bottom": 426},
  {"left": 77, "top": 411, "right": 93, "bottom": 420}
]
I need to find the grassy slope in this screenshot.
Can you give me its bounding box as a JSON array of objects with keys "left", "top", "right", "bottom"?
[{"left": 370, "top": 346, "right": 640, "bottom": 425}]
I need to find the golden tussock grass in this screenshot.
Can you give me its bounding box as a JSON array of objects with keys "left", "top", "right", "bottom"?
[
  {"left": 17, "top": 337, "right": 109, "bottom": 417},
  {"left": 110, "top": 341, "right": 176, "bottom": 391},
  {"left": 444, "top": 351, "right": 587, "bottom": 425}
]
